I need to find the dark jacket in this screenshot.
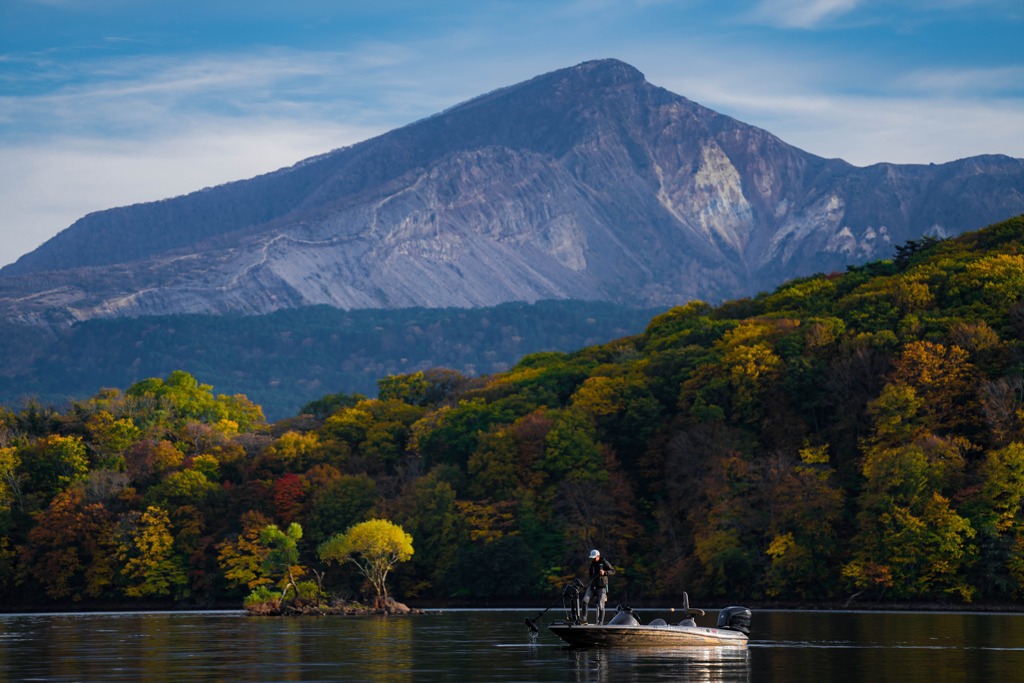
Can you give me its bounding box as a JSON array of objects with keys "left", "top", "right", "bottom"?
[{"left": 588, "top": 557, "right": 615, "bottom": 589}]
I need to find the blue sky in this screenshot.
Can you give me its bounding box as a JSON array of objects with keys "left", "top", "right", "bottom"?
[{"left": 1, "top": 0, "right": 1022, "bottom": 267}]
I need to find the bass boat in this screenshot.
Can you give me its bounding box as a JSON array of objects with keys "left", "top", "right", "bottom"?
[{"left": 527, "top": 582, "right": 751, "bottom": 648}]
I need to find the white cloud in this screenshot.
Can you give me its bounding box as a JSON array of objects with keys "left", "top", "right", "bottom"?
[
  {"left": 2, "top": 16, "right": 1022, "bottom": 269},
  {"left": 748, "top": 0, "right": 861, "bottom": 28},
  {"left": 649, "top": 56, "right": 1024, "bottom": 165},
  {"left": 0, "top": 120, "right": 380, "bottom": 267}
]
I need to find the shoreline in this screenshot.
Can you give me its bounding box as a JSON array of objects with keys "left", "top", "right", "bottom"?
[{"left": 4, "top": 598, "right": 1023, "bottom": 615}]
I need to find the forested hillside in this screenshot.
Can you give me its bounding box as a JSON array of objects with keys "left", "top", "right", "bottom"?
[
  {"left": 1, "top": 216, "right": 1022, "bottom": 609},
  {"left": 0, "top": 300, "right": 659, "bottom": 421}
]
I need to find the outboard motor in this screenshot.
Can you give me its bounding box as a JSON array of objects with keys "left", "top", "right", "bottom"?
[
  {"left": 716, "top": 606, "right": 752, "bottom": 635},
  {"left": 607, "top": 605, "right": 640, "bottom": 626}
]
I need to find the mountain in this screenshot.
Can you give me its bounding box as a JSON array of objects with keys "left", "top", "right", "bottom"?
[{"left": 2, "top": 58, "right": 1023, "bottom": 326}]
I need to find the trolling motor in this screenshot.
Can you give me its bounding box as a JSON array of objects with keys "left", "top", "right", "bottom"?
[
  {"left": 525, "top": 578, "right": 588, "bottom": 633},
  {"left": 561, "top": 578, "right": 587, "bottom": 624}
]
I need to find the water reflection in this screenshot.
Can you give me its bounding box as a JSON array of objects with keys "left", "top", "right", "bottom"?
[
  {"left": 1, "top": 609, "right": 1022, "bottom": 682},
  {"left": 565, "top": 645, "right": 750, "bottom": 683},
  {"left": 751, "top": 611, "right": 1024, "bottom": 683}
]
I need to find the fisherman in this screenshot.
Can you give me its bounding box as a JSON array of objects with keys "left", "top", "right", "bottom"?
[{"left": 582, "top": 549, "right": 615, "bottom": 625}]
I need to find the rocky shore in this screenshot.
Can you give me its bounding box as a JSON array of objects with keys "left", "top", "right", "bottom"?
[{"left": 245, "top": 596, "right": 423, "bottom": 617}]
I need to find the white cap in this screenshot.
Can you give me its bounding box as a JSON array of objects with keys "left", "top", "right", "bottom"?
[{"left": 589, "top": 549, "right": 600, "bottom": 559}]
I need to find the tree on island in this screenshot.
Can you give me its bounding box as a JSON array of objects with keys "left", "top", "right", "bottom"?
[
  {"left": 259, "top": 522, "right": 305, "bottom": 610},
  {"left": 319, "top": 519, "right": 413, "bottom": 609}
]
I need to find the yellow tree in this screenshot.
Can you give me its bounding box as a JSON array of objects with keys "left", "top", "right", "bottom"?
[
  {"left": 216, "top": 510, "right": 273, "bottom": 591},
  {"left": 0, "top": 447, "right": 21, "bottom": 515},
  {"left": 118, "top": 505, "right": 188, "bottom": 598},
  {"left": 319, "top": 518, "right": 413, "bottom": 608},
  {"left": 888, "top": 340, "right": 979, "bottom": 435}
]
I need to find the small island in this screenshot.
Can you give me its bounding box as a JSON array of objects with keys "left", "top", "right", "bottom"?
[{"left": 240, "top": 518, "right": 421, "bottom": 617}]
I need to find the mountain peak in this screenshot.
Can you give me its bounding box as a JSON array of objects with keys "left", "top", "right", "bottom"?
[
  {"left": 2, "top": 60, "right": 1023, "bottom": 324},
  {"left": 445, "top": 58, "right": 647, "bottom": 117},
  {"left": 563, "top": 58, "right": 646, "bottom": 84}
]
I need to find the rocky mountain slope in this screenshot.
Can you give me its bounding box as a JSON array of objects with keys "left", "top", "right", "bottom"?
[{"left": 2, "top": 59, "right": 1023, "bottom": 325}]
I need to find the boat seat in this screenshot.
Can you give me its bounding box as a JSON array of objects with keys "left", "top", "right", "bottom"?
[
  {"left": 648, "top": 618, "right": 667, "bottom": 626},
  {"left": 677, "top": 617, "right": 697, "bottom": 627}
]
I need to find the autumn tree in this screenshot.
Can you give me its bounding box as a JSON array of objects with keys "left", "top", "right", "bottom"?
[
  {"left": 259, "top": 431, "right": 322, "bottom": 474},
  {"left": 19, "top": 488, "right": 117, "bottom": 601},
  {"left": 216, "top": 510, "right": 273, "bottom": 592},
  {"left": 763, "top": 445, "right": 845, "bottom": 599},
  {"left": 271, "top": 473, "right": 306, "bottom": 525},
  {"left": 0, "top": 446, "right": 21, "bottom": 516},
  {"left": 888, "top": 341, "right": 980, "bottom": 436},
  {"left": 117, "top": 505, "right": 188, "bottom": 599},
  {"left": 319, "top": 518, "right": 413, "bottom": 608}
]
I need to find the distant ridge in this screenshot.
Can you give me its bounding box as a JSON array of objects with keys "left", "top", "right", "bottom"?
[{"left": 1, "top": 58, "right": 1023, "bottom": 326}]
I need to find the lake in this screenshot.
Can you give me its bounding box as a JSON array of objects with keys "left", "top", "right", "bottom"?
[{"left": 1, "top": 607, "right": 1022, "bottom": 682}]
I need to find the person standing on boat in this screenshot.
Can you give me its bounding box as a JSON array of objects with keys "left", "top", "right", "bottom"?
[{"left": 582, "top": 549, "right": 615, "bottom": 625}]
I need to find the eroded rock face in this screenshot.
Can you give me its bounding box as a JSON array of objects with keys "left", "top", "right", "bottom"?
[{"left": 2, "top": 59, "right": 1023, "bottom": 323}]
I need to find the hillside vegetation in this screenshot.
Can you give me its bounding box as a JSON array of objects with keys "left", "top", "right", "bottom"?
[
  {"left": 1, "top": 215, "right": 1022, "bottom": 608},
  {"left": 0, "top": 300, "right": 659, "bottom": 421}
]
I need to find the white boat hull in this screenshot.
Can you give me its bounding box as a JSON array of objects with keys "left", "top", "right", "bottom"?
[{"left": 548, "top": 621, "right": 749, "bottom": 648}]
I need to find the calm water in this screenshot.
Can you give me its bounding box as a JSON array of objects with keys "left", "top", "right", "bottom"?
[{"left": 1, "top": 608, "right": 1022, "bottom": 682}]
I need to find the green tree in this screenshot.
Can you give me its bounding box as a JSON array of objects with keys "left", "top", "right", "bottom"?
[
  {"left": 844, "top": 440, "right": 976, "bottom": 601},
  {"left": 306, "top": 474, "right": 378, "bottom": 547},
  {"left": 148, "top": 468, "right": 219, "bottom": 507},
  {"left": 377, "top": 371, "right": 430, "bottom": 405},
  {"left": 85, "top": 411, "right": 141, "bottom": 470},
  {"left": 963, "top": 443, "right": 1024, "bottom": 598},
  {"left": 319, "top": 518, "right": 413, "bottom": 608},
  {"left": 126, "top": 371, "right": 265, "bottom": 432},
  {"left": 20, "top": 434, "right": 90, "bottom": 502},
  {"left": 395, "top": 470, "right": 461, "bottom": 596},
  {"left": 539, "top": 408, "right": 604, "bottom": 482},
  {"left": 259, "top": 522, "right": 305, "bottom": 609},
  {"left": 763, "top": 445, "right": 845, "bottom": 599}
]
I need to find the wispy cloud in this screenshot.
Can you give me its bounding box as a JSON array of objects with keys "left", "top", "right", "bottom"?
[
  {"left": 0, "top": 47, "right": 419, "bottom": 265},
  {"left": 0, "top": 46, "right": 451, "bottom": 138},
  {"left": 647, "top": 47, "right": 1024, "bottom": 165},
  {"left": 0, "top": 119, "right": 375, "bottom": 264},
  {"left": 747, "top": 0, "right": 861, "bottom": 28},
  {"left": 896, "top": 65, "right": 1024, "bottom": 97},
  {"left": 0, "top": 0, "right": 1020, "bottom": 267}
]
